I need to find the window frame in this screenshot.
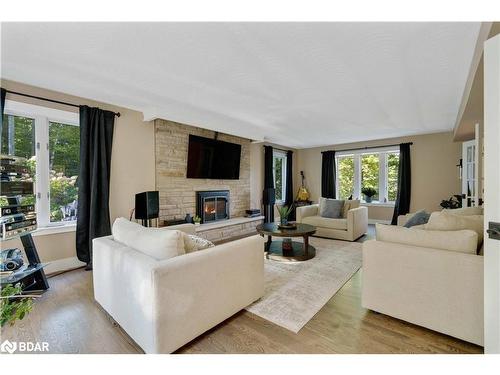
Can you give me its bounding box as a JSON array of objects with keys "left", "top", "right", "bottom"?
[
  {"left": 3, "top": 100, "right": 79, "bottom": 229},
  {"left": 272, "top": 150, "right": 287, "bottom": 204},
  {"left": 335, "top": 146, "right": 399, "bottom": 205}
]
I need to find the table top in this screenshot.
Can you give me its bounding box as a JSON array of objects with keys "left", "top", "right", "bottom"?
[{"left": 256, "top": 222, "right": 316, "bottom": 237}]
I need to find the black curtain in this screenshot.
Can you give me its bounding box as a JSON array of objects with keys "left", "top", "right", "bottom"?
[
  {"left": 263, "top": 145, "right": 274, "bottom": 223},
  {"left": 321, "top": 151, "right": 336, "bottom": 199},
  {"left": 285, "top": 150, "right": 294, "bottom": 220},
  {"left": 1, "top": 88, "right": 6, "bottom": 131},
  {"left": 76, "top": 106, "right": 115, "bottom": 269},
  {"left": 391, "top": 143, "right": 412, "bottom": 225}
]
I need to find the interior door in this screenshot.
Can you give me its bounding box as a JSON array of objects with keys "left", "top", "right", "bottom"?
[{"left": 484, "top": 33, "right": 500, "bottom": 354}]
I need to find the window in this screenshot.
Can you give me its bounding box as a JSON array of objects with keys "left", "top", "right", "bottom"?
[
  {"left": 2, "top": 101, "right": 79, "bottom": 228},
  {"left": 336, "top": 148, "right": 399, "bottom": 204},
  {"left": 337, "top": 156, "right": 354, "bottom": 199},
  {"left": 273, "top": 150, "right": 287, "bottom": 203}
]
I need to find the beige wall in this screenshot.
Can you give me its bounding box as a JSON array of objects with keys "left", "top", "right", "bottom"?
[
  {"left": 297, "top": 132, "right": 462, "bottom": 221},
  {"left": 1, "top": 80, "right": 155, "bottom": 264}
]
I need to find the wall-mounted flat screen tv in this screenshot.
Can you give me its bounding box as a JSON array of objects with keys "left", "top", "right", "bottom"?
[{"left": 186, "top": 135, "right": 241, "bottom": 179}]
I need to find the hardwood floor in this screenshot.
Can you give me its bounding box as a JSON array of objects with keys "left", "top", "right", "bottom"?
[{"left": 1, "top": 226, "right": 483, "bottom": 354}]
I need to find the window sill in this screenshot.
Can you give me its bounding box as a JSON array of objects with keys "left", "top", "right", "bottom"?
[
  {"left": 32, "top": 223, "right": 76, "bottom": 237},
  {"left": 360, "top": 202, "right": 395, "bottom": 208}
]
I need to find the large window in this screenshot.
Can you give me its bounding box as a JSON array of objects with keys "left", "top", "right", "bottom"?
[
  {"left": 336, "top": 148, "right": 399, "bottom": 204},
  {"left": 273, "top": 150, "right": 287, "bottom": 203},
  {"left": 2, "top": 102, "right": 80, "bottom": 228}
]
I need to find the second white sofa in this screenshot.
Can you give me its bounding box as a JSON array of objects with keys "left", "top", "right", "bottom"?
[{"left": 93, "top": 220, "right": 264, "bottom": 353}]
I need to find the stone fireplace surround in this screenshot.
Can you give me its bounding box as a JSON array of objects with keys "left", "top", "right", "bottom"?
[{"left": 155, "top": 119, "right": 251, "bottom": 223}]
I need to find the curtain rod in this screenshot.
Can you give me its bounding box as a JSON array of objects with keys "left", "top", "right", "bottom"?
[
  {"left": 321, "top": 142, "right": 413, "bottom": 154},
  {"left": 3, "top": 89, "right": 121, "bottom": 117}
]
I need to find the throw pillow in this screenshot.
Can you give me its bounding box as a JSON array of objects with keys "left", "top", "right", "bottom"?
[
  {"left": 342, "top": 199, "right": 360, "bottom": 218},
  {"left": 426, "top": 211, "right": 484, "bottom": 250},
  {"left": 183, "top": 233, "right": 215, "bottom": 253},
  {"left": 319, "top": 197, "right": 345, "bottom": 218},
  {"left": 403, "top": 209, "right": 431, "bottom": 228},
  {"left": 112, "top": 217, "right": 185, "bottom": 261}
]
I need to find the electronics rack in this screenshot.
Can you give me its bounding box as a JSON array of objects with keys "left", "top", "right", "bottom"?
[{"left": 1, "top": 154, "right": 49, "bottom": 291}]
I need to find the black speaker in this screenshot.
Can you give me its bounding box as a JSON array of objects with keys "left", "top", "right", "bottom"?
[
  {"left": 135, "top": 191, "right": 159, "bottom": 220},
  {"left": 262, "top": 188, "right": 276, "bottom": 205}
]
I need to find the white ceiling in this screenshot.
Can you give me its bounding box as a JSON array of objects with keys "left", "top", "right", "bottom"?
[{"left": 1, "top": 22, "right": 481, "bottom": 148}]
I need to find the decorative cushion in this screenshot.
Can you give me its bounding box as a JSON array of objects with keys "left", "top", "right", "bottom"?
[
  {"left": 403, "top": 209, "right": 430, "bottom": 228},
  {"left": 302, "top": 215, "right": 348, "bottom": 230},
  {"left": 426, "top": 211, "right": 484, "bottom": 248},
  {"left": 112, "top": 218, "right": 185, "bottom": 261},
  {"left": 319, "top": 197, "right": 345, "bottom": 219},
  {"left": 183, "top": 234, "right": 215, "bottom": 253},
  {"left": 443, "top": 206, "right": 483, "bottom": 216},
  {"left": 342, "top": 199, "right": 360, "bottom": 218},
  {"left": 375, "top": 223, "right": 478, "bottom": 254}
]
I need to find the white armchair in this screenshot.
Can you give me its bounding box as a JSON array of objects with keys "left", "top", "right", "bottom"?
[
  {"left": 93, "top": 224, "right": 264, "bottom": 353},
  {"left": 296, "top": 201, "right": 368, "bottom": 241}
]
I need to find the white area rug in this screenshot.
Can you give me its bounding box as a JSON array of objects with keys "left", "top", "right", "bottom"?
[{"left": 246, "top": 237, "right": 362, "bottom": 333}]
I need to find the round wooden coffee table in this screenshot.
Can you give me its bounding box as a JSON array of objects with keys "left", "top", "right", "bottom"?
[{"left": 256, "top": 223, "right": 317, "bottom": 262}]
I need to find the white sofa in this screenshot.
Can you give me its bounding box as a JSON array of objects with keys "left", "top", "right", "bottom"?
[
  {"left": 362, "top": 221, "right": 484, "bottom": 346},
  {"left": 93, "top": 223, "right": 264, "bottom": 353},
  {"left": 296, "top": 200, "right": 368, "bottom": 241}
]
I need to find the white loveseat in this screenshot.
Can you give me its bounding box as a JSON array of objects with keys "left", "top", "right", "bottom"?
[
  {"left": 93, "top": 222, "right": 264, "bottom": 353},
  {"left": 362, "top": 218, "right": 484, "bottom": 346},
  {"left": 296, "top": 200, "right": 368, "bottom": 241}
]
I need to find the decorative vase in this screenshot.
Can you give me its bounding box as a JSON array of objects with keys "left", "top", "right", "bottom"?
[
  {"left": 280, "top": 217, "right": 288, "bottom": 226},
  {"left": 365, "top": 196, "right": 372, "bottom": 203},
  {"left": 185, "top": 213, "right": 192, "bottom": 223}
]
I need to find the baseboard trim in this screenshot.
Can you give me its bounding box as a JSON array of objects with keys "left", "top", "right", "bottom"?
[
  {"left": 368, "top": 219, "right": 391, "bottom": 225},
  {"left": 45, "top": 256, "right": 86, "bottom": 275}
]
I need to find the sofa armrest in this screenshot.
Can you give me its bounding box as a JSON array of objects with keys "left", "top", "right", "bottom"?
[
  {"left": 347, "top": 206, "right": 368, "bottom": 239},
  {"left": 151, "top": 235, "right": 265, "bottom": 353},
  {"left": 162, "top": 223, "right": 196, "bottom": 235},
  {"left": 296, "top": 204, "right": 319, "bottom": 222}
]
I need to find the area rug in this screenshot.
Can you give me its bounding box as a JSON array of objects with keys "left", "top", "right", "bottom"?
[{"left": 245, "top": 236, "right": 362, "bottom": 333}]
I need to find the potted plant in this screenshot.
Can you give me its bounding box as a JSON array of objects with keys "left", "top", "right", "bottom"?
[
  {"left": 361, "top": 187, "right": 377, "bottom": 203},
  {"left": 193, "top": 215, "right": 202, "bottom": 226},
  {"left": 277, "top": 204, "right": 294, "bottom": 226},
  {"left": 1, "top": 283, "right": 34, "bottom": 327}
]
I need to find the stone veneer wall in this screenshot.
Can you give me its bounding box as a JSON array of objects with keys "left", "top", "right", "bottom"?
[{"left": 155, "top": 119, "right": 251, "bottom": 223}]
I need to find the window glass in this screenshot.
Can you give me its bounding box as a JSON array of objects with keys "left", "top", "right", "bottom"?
[
  {"left": 387, "top": 152, "right": 399, "bottom": 202},
  {"left": 1, "top": 114, "right": 36, "bottom": 207},
  {"left": 361, "top": 153, "right": 379, "bottom": 201},
  {"left": 337, "top": 156, "right": 354, "bottom": 199},
  {"left": 49, "top": 122, "right": 79, "bottom": 222},
  {"left": 273, "top": 152, "right": 287, "bottom": 203}
]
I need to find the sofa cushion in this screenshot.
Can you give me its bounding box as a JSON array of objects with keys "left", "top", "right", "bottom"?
[
  {"left": 319, "top": 197, "right": 344, "bottom": 218},
  {"left": 342, "top": 199, "right": 360, "bottom": 218},
  {"left": 403, "top": 209, "right": 430, "bottom": 228},
  {"left": 443, "top": 206, "right": 483, "bottom": 216},
  {"left": 112, "top": 218, "right": 185, "bottom": 260},
  {"left": 183, "top": 233, "right": 215, "bottom": 253},
  {"left": 426, "top": 211, "right": 484, "bottom": 247},
  {"left": 375, "top": 223, "right": 478, "bottom": 254},
  {"left": 302, "top": 215, "right": 348, "bottom": 230}
]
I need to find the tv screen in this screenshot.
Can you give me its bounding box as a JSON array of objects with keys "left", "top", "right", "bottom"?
[{"left": 186, "top": 135, "right": 241, "bottom": 179}]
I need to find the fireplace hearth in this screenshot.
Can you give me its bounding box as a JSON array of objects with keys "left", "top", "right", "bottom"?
[{"left": 196, "top": 190, "right": 230, "bottom": 223}]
